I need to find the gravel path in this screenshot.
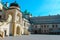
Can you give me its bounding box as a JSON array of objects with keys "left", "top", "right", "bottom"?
[{"left": 0, "top": 34, "right": 60, "bottom": 40}]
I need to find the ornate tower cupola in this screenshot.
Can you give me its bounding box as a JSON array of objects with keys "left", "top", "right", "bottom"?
[{"left": 10, "top": 1, "right": 20, "bottom": 10}]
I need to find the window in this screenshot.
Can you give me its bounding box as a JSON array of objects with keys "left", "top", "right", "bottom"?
[
  {"left": 56, "top": 25, "right": 58, "bottom": 28},
  {"left": 17, "top": 16, "right": 20, "bottom": 22},
  {"left": 47, "top": 25, "right": 49, "bottom": 28},
  {"left": 44, "top": 25, "right": 46, "bottom": 28},
  {"left": 41, "top": 30, "right": 43, "bottom": 32},
  {"left": 49, "top": 28, "right": 53, "bottom": 31},
  {"left": 35, "top": 25, "right": 37, "bottom": 28},
  {"left": 0, "top": 15, "right": 1, "bottom": 18},
  {"left": 52, "top": 25, "right": 54, "bottom": 28},
  {"left": 44, "top": 30, "right": 46, "bottom": 32},
  {"left": 24, "top": 23, "right": 25, "bottom": 26},
  {"left": 52, "top": 25, "right": 58, "bottom": 28},
  {"left": 41, "top": 25, "right": 43, "bottom": 28},
  {"left": 4, "top": 30, "right": 7, "bottom": 36}
]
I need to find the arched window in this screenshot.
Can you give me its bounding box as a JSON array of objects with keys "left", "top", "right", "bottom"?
[{"left": 16, "top": 27, "right": 20, "bottom": 35}]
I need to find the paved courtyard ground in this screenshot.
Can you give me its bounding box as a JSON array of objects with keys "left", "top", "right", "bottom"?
[{"left": 0, "top": 34, "right": 60, "bottom": 40}]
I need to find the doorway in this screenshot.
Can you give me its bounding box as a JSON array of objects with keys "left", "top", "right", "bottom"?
[
  {"left": 4, "top": 30, "right": 7, "bottom": 36},
  {"left": 16, "top": 27, "right": 20, "bottom": 35},
  {"left": 34, "top": 30, "right": 37, "bottom": 34}
]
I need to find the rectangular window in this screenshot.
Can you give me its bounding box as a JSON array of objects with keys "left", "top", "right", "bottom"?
[
  {"left": 47, "top": 25, "right": 49, "bottom": 28},
  {"left": 24, "top": 23, "right": 25, "bottom": 26},
  {"left": 44, "top": 30, "right": 46, "bottom": 32},
  {"left": 0, "top": 15, "right": 1, "bottom": 18},
  {"left": 49, "top": 28, "right": 53, "bottom": 31},
  {"left": 56, "top": 25, "right": 58, "bottom": 28},
  {"left": 52, "top": 25, "right": 54, "bottom": 28},
  {"left": 41, "top": 25, "right": 43, "bottom": 28},
  {"left": 44, "top": 25, "right": 46, "bottom": 28},
  {"left": 35, "top": 25, "right": 37, "bottom": 28}
]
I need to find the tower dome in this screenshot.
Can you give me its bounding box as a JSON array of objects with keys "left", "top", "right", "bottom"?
[{"left": 10, "top": 1, "right": 20, "bottom": 7}]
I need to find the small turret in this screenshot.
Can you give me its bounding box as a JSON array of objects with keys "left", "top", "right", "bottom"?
[{"left": 23, "top": 10, "right": 32, "bottom": 20}]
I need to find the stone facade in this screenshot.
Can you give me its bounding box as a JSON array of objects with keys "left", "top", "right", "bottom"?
[
  {"left": 30, "top": 15, "right": 60, "bottom": 34},
  {"left": 23, "top": 18, "right": 30, "bottom": 35},
  {"left": 0, "top": 1, "right": 30, "bottom": 38},
  {"left": 0, "top": 0, "right": 60, "bottom": 38}
]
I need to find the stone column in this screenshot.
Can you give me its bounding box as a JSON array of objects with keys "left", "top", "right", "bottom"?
[{"left": 12, "top": 22, "right": 16, "bottom": 36}]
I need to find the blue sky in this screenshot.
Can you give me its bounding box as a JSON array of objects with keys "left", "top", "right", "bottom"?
[{"left": 2, "top": 0, "right": 60, "bottom": 16}]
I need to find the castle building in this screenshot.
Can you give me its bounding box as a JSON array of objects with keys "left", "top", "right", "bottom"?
[
  {"left": 0, "top": 1, "right": 30, "bottom": 38},
  {"left": 30, "top": 15, "right": 60, "bottom": 34},
  {"left": 0, "top": 0, "right": 60, "bottom": 38}
]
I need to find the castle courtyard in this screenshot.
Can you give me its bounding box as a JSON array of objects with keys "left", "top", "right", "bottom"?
[{"left": 0, "top": 35, "right": 60, "bottom": 40}]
